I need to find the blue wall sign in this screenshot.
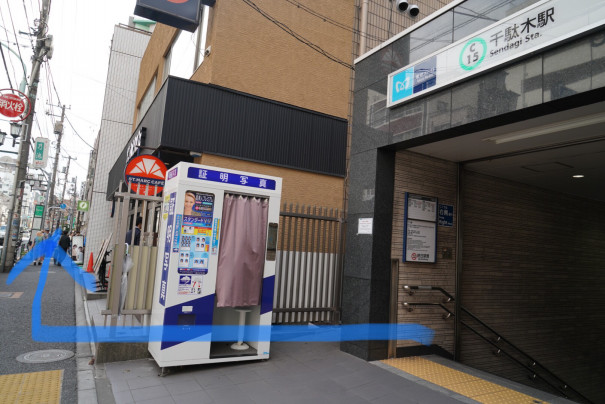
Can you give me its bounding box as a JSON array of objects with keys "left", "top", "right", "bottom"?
[{"left": 438, "top": 204, "right": 454, "bottom": 227}]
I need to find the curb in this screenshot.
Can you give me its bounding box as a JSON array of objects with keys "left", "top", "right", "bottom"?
[{"left": 75, "top": 280, "right": 115, "bottom": 404}]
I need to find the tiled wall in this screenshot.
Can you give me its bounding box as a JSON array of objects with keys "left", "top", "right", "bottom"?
[
  {"left": 392, "top": 151, "right": 457, "bottom": 353},
  {"left": 86, "top": 26, "right": 151, "bottom": 262},
  {"left": 460, "top": 170, "right": 605, "bottom": 404}
]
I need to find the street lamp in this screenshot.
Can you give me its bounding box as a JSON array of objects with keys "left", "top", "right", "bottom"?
[
  {"left": 10, "top": 123, "right": 22, "bottom": 147},
  {"left": 0, "top": 130, "right": 6, "bottom": 146}
]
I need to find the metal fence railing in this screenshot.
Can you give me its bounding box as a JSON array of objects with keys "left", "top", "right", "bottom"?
[{"left": 273, "top": 203, "right": 345, "bottom": 325}]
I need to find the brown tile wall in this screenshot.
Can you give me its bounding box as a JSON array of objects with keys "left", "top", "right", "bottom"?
[
  {"left": 191, "top": 0, "right": 355, "bottom": 119},
  {"left": 392, "top": 151, "right": 458, "bottom": 352},
  {"left": 459, "top": 170, "right": 605, "bottom": 403},
  {"left": 196, "top": 154, "right": 344, "bottom": 210}
]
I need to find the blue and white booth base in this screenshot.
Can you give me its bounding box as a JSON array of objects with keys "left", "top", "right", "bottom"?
[{"left": 148, "top": 163, "right": 282, "bottom": 367}]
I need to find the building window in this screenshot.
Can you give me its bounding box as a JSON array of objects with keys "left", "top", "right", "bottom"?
[
  {"left": 137, "top": 76, "right": 156, "bottom": 126},
  {"left": 164, "top": 6, "right": 209, "bottom": 80}
]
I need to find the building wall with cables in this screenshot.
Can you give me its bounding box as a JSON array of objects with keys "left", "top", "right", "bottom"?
[{"left": 137, "top": 0, "right": 356, "bottom": 120}]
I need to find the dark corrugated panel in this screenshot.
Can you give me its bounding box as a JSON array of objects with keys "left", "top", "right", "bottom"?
[
  {"left": 107, "top": 77, "right": 347, "bottom": 198},
  {"left": 162, "top": 77, "right": 347, "bottom": 176}
]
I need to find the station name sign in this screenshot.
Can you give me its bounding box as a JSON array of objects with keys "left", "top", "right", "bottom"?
[{"left": 388, "top": 0, "right": 605, "bottom": 107}]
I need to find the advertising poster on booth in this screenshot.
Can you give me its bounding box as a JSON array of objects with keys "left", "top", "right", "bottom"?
[{"left": 177, "top": 191, "right": 214, "bottom": 277}]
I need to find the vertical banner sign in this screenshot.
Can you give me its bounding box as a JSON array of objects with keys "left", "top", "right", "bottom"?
[
  {"left": 33, "top": 138, "right": 49, "bottom": 168},
  {"left": 159, "top": 192, "right": 177, "bottom": 306},
  {"left": 403, "top": 193, "right": 438, "bottom": 263}
]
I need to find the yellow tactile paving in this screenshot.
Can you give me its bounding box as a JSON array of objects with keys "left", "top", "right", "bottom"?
[
  {"left": 382, "top": 357, "right": 548, "bottom": 404},
  {"left": 0, "top": 370, "right": 62, "bottom": 404}
]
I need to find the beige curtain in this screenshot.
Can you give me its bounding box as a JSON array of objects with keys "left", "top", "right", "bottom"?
[{"left": 216, "top": 194, "right": 269, "bottom": 307}]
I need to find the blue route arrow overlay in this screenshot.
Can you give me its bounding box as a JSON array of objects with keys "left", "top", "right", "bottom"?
[{"left": 6, "top": 230, "right": 435, "bottom": 345}]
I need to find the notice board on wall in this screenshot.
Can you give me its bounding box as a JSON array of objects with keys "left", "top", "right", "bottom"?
[{"left": 403, "top": 193, "right": 437, "bottom": 263}]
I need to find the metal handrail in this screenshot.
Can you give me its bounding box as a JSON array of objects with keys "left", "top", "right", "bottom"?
[
  {"left": 402, "top": 302, "right": 454, "bottom": 319},
  {"left": 404, "top": 285, "right": 593, "bottom": 404},
  {"left": 404, "top": 285, "right": 455, "bottom": 302}
]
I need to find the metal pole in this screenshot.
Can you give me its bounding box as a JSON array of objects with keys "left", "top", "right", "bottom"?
[
  {"left": 56, "top": 156, "right": 72, "bottom": 230},
  {"left": 1, "top": 0, "right": 52, "bottom": 272},
  {"left": 44, "top": 104, "right": 66, "bottom": 231}
]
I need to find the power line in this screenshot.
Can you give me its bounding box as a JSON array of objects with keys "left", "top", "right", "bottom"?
[
  {"left": 284, "top": 0, "right": 385, "bottom": 43},
  {"left": 5, "top": 0, "right": 26, "bottom": 77},
  {"left": 241, "top": 0, "right": 353, "bottom": 70},
  {"left": 0, "top": 41, "right": 14, "bottom": 89},
  {"left": 0, "top": 9, "right": 19, "bottom": 86},
  {"left": 65, "top": 115, "right": 93, "bottom": 149}
]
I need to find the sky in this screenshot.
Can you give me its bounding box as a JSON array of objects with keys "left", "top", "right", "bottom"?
[{"left": 0, "top": 0, "right": 138, "bottom": 193}]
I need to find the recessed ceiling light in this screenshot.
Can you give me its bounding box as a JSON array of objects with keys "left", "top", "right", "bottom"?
[{"left": 572, "top": 175, "right": 584, "bottom": 178}]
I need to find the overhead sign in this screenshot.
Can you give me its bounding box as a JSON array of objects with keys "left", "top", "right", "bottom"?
[
  {"left": 134, "top": 0, "right": 208, "bottom": 33},
  {"left": 33, "top": 137, "right": 49, "bottom": 169},
  {"left": 77, "top": 200, "right": 90, "bottom": 212},
  {"left": 0, "top": 89, "right": 32, "bottom": 121},
  {"left": 125, "top": 155, "right": 167, "bottom": 195},
  {"left": 388, "top": 0, "right": 605, "bottom": 107}
]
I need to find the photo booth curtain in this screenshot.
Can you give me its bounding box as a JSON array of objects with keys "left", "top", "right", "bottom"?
[{"left": 216, "top": 194, "right": 269, "bottom": 307}]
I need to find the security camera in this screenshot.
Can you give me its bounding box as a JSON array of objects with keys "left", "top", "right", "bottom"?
[
  {"left": 396, "top": 0, "right": 408, "bottom": 12},
  {"left": 409, "top": 5, "right": 419, "bottom": 17},
  {"left": 204, "top": 46, "right": 211, "bottom": 57}
]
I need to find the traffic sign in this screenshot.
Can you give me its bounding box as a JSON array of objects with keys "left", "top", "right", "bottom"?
[
  {"left": 60, "top": 203, "right": 67, "bottom": 210},
  {"left": 125, "top": 155, "right": 167, "bottom": 195},
  {"left": 77, "top": 200, "right": 90, "bottom": 212}
]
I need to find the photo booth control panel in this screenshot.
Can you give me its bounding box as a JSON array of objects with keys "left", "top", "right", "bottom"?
[{"left": 149, "top": 163, "right": 282, "bottom": 367}]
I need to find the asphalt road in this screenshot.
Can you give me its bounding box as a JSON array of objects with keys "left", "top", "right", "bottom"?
[{"left": 0, "top": 262, "right": 78, "bottom": 404}]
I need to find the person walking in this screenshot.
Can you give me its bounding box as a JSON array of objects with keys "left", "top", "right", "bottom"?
[
  {"left": 32, "top": 231, "right": 44, "bottom": 265},
  {"left": 55, "top": 230, "right": 71, "bottom": 266}
]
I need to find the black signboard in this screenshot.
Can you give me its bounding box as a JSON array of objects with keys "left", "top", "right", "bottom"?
[{"left": 134, "top": 0, "right": 213, "bottom": 33}]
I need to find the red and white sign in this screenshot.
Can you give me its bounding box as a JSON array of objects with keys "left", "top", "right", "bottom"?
[
  {"left": 125, "top": 155, "right": 167, "bottom": 195},
  {"left": 0, "top": 89, "right": 31, "bottom": 122}
]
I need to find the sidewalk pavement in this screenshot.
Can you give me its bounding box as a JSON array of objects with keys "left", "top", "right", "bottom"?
[{"left": 75, "top": 286, "right": 576, "bottom": 404}]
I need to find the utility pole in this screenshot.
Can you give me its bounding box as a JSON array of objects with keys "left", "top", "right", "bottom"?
[
  {"left": 45, "top": 104, "right": 66, "bottom": 231},
  {"left": 55, "top": 156, "right": 73, "bottom": 230},
  {"left": 1, "top": 0, "right": 53, "bottom": 272},
  {"left": 69, "top": 176, "right": 78, "bottom": 231}
]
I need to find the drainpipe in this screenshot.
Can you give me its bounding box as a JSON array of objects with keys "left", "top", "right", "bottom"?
[
  {"left": 359, "top": 0, "right": 369, "bottom": 55},
  {"left": 455, "top": 164, "right": 463, "bottom": 361}
]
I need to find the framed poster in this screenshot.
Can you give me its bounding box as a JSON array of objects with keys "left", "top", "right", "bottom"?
[
  {"left": 405, "top": 220, "right": 436, "bottom": 262},
  {"left": 403, "top": 193, "right": 437, "bottom": 263}
]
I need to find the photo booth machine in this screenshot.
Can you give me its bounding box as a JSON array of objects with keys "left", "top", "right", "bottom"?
[{"left": 149, "top": 162, "right": 282, "bottom": 367}]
